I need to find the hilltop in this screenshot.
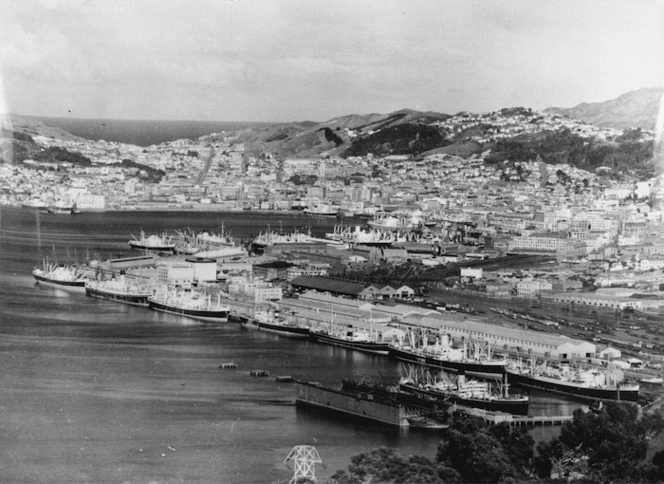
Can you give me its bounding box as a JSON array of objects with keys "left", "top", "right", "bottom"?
[
  {"left": 203, "top": 108, "right": 452, "bottom": 159},
  {"left": 545, "top": 87, "right": 663, "bottom": 130}
]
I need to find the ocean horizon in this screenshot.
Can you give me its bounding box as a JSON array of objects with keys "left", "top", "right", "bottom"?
[{"left": 33, "top": 116, "right": 281, "bottom": 147}]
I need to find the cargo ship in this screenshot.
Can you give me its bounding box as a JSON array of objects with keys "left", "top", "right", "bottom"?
[
  {"left": 128, "top": 230, "right": 175, "bottom": 252},
  {"left": 506, "top": 358, "right": 639, "bottom": 403},
  {"left": 148, "top": 289, "right": 230, "bottom": 322},
  {"left": 32, "top": 262, "right": 88, "bottom": 292},
  {"left": 309, "top": 315, "right": 390, "bottom": 355},
  {"left": 295, "top": 379, "right": 448, "bottom": 428},
  {"left": 85, "top": 277, "right": 154, "bottom": 307},
  {"left": 388, "top": 332, "right": 506, "bottom": 378},
  {"left": 399, "top": 364, "right": 529, "bottom": 415},
  {"left": 253, "top": 311, "right": 310, "bottom": 339}
]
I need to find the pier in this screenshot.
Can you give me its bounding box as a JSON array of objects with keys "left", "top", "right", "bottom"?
[{"left": 456, "top": 407, "right": 573, "bottom": 426}]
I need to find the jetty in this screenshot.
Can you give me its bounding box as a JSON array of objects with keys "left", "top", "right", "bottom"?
[{"left": 456, "top": 407, "right": 573, "bottom": 426}]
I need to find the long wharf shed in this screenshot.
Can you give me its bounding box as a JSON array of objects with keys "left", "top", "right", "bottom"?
[{"left": 402, "top": 313, "right": 596, "bottom": 361}]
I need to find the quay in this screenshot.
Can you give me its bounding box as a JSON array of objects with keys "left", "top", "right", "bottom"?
[{"left": 456, "top": 407, "right": 573, "bottom": 426}]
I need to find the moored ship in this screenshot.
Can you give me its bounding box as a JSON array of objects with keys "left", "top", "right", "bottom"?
[
  {"left": 253, "top": 311, "right": 310, "bottom": 339},
  {"left": 85, "top": 276, "right": 154, "bottom": 307},
  {"left": 148, "top": 289, "right": 230, "bottom": 322},
  {"left": 399, "top": 365, "right": 529, "bottom": 415},
  {"left": 32, "top": 262, "right": 88, "bottom": 292},
  {"left": 129, "top": 230, "right": 176, "bottom": 252},
  {"left": 388, "top": 332, "right": 506, "bottom": 378},
  {"left": 309, "top": 320, "right": 390, "bottom": 355},
  {"left": 506, "top": 358, "right": 639, "bottom": 403}
]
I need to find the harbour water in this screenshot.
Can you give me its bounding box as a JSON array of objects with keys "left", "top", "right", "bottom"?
[{"left": 0, "top": 207, "right": 582, "bottom": 483}]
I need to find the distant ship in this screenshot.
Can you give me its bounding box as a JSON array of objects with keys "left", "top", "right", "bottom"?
[
  {"left": 21, "top": 198, "right": 50, "bottom": 211},
  {"left": 326, "top": 225, "right": 409, "bottom": 247},
  {"left": 251, "top": 229, "right": 345, "bottom": 251},
  {"left": 303, "top": 204, "right": 339, "bottom": 217},
  {"left": 399, "top": 365, "right": 529, "bottom": 415},
  {"left": 47, "top": 200, "right": 75, "bottom": 214},
  {"left": 506, "top": 358, "right": 639, "bottom": 403},
  {"left": 32, "top": 262, "right": 88, "bottom": 292},
  {"left": 388, "top": 331, "right": 507, "bottom": 378},
  {"left": 85, "top": 277, "right": 154, "bottom": 307},
  {"left": 148, "top": 289, "right": 230, "bottom": 322},
  {"left": 128, "top": 230, "right": 176, "bottom": 252},
  {"left": 174, "top": 227, "right": 236, "bottom": 255}
]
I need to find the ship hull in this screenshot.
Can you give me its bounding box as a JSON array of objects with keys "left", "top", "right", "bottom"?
[
  {"left": 388, "top": 346, "right": 506, "bottom": 378},
  {"left": 128, "top": 241, "right": 175, "bottom": 252},
  {"left": 506, "top": 370, "right": 639, "bottom": 403},
  {"left": 257, "top": 321, "right": 310, "bottom": 339},
  {"left": 400, "top": 382, "right": 529, "bottom": 415},
  {"left": 85, "top": 286, "right": 150, "bottom": 307},
  {"left": 33, "top": 273, "right": 86, "bottom": 292},
  {"left": 310, "top": 331, "right": 390, "bottom": 355},
  {"left": 148, "top": 300, "right": 229, "bottom": 322}
]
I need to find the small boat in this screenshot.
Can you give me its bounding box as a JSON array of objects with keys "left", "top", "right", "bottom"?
[{"left": 32, "top": 261, "right": 88, "bottom": 292}]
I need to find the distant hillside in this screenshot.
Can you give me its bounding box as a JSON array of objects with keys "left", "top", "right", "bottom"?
[
  {"left": 545, "top": 87, "right": 663, "bottom": 130},
  {"left": 216, "top": 109, "right": 452, "bottom": 158}
]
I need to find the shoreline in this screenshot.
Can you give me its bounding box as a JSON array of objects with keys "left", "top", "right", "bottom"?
[{"left": 1, "top": 204, "right": 323, "bottom": 216}]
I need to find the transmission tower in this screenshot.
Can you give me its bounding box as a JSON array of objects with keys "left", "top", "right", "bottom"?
[{"left": 284, "top": 445, "right": 322, "bottom": 484}]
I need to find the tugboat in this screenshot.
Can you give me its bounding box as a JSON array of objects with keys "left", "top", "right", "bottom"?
[{"left": 32, "top": 261, "right": 88, "bottom": 292}]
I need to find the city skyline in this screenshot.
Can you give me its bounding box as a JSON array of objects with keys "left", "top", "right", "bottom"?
[{"left": 2, "top": 0, "right": 663, "bottom": 122}]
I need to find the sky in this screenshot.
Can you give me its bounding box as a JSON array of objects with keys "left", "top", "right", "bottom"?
[{"left": 1, "top": 0, "right": 663, "bottom": 122}]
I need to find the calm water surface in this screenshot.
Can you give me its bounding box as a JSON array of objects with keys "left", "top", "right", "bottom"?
[{"left": 0, "top": 207, "right": 581, "bottom": 483}]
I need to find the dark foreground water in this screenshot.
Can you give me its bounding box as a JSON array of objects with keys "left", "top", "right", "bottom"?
[{"left": 0, "top": 207, "right": 581, "bottom": 483}]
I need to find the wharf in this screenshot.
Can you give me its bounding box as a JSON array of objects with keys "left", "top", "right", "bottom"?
[{"left": 456, "top": 407, "right": 573, "bottom": 426}]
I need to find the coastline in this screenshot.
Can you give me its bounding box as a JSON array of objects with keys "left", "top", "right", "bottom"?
[{"left": 2, "top": 203, "right": 310, "bottom": 216}]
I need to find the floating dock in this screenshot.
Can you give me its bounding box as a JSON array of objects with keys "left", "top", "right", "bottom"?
[{"left": 295, "top": 380, "right": 448, "bottom": 428}]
